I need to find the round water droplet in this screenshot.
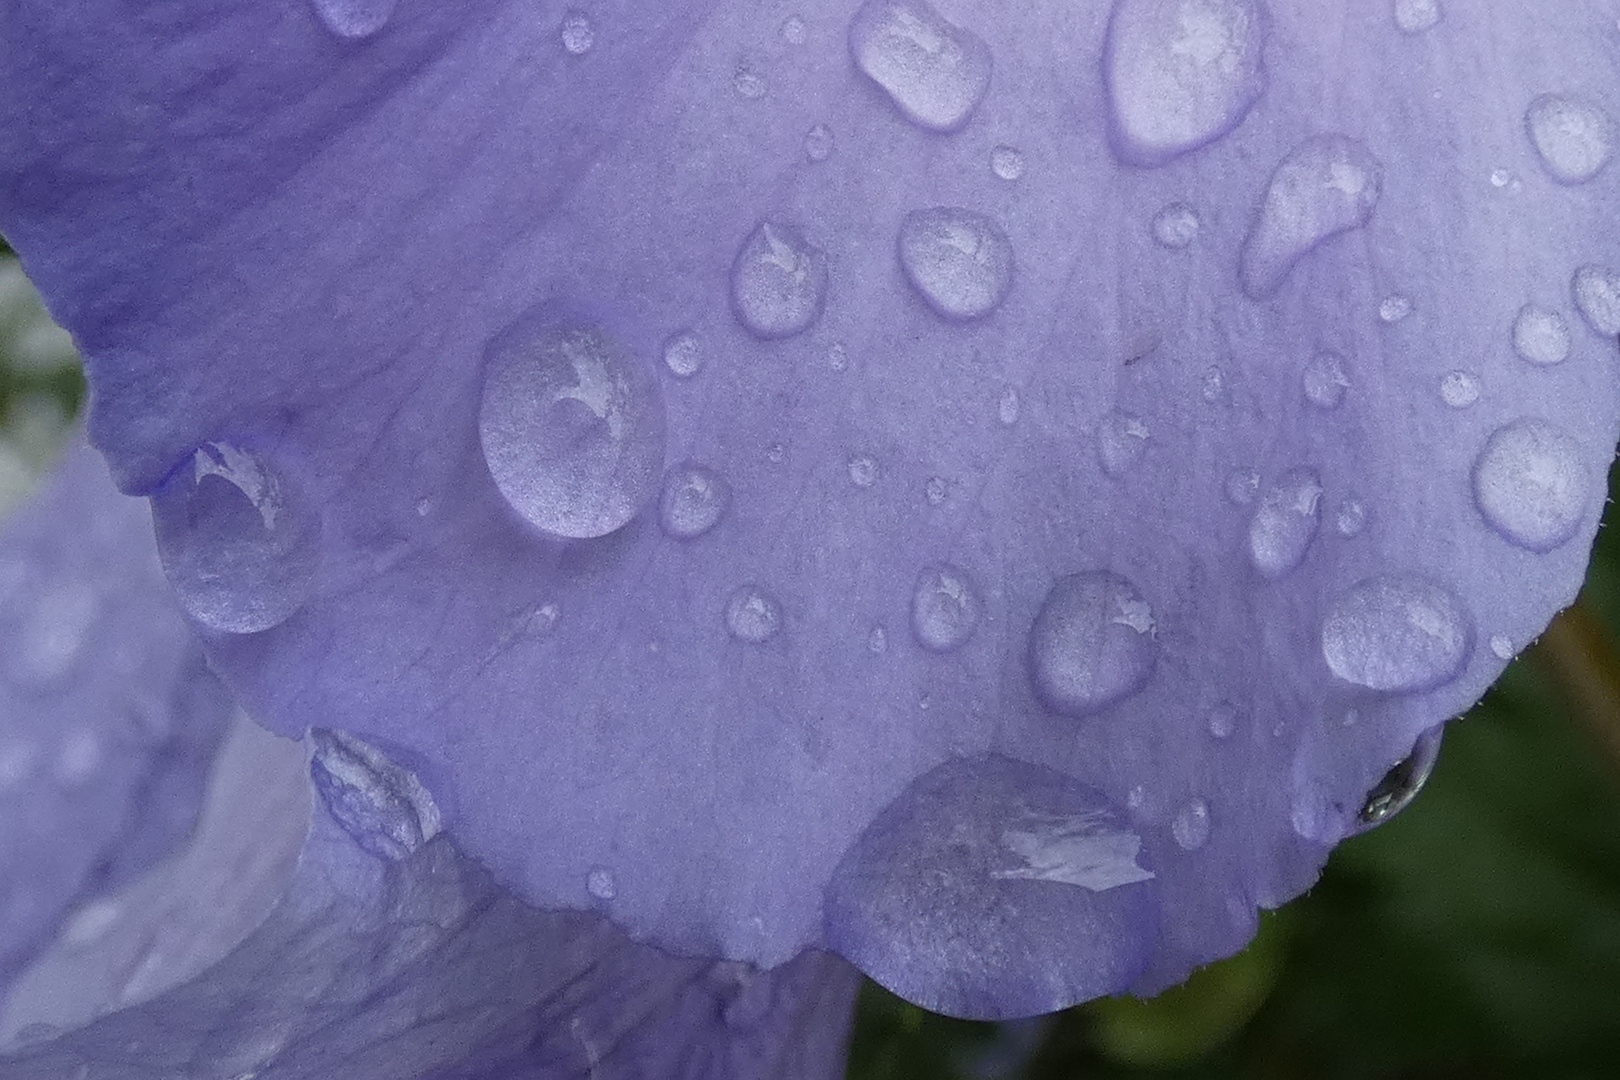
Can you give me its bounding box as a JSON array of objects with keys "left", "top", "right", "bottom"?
[
  {"left": 1357, "top": 728, "right": 1441, "bottom": 828},
  {"left": 1393, "top": 0, "right": 1442, "bottom": 34},
  {"left": 911, "top": 564, "right": 982, "bottom": 653},
  {"left": 726, "top": 585, "right": 782, "bottom": 643},
  {"left": 587, "top": 867, "right": 617, "bottom": 900},
  {"left": 1241, "top": 135, "right": 1384, "bottom": 298},
  {"left": 732, "top": 63, "right": 768, "bottom": 99},
  {"left": 1206, "top": 701, "right": 1238, "bottom": 739},
  {"left": 1490, "top": 633, "right": 1515, "bottom": 660},
  {"left": 731, "top": 222, "right": 829, "bottom": 339},
  {"left": 659, "top": 462, "right": 731, "bottom": 540},
  {"left": 1248, "top": 468, "right": 1323, "bottom": 579},
  {"left": 151, "top": 442, "right": 320, "bottom": 634},
  {"left": 803, "top": 123, "right": 834, "bottom": 162},
  {"left": 1223, "top": 467, "right": 1260, "bottom": 507},
  {"left": 990, "top": 145, "right": 1026, "bottom": 181},
  {"left": 311, "top": 0, "right": 396, "bottom": 40},
  {"left": 1512, "top": 304, "right": 1571, "bottom": 366},
  {"left": 780, "top": 13, "right": 808, "bottom": 45},
  {"left": 559, "top": 9, "right": 595, "bottom": 55},
  {"left": 309, "top": 728, "right": 441, "bottom": 861},
  {"left": 1471, "top": 417, "right": 1589, "bottom": 552},
  {"left": 1029, "top": 571, "right": 1158, "bottom": 717},
  {"left": 662, "top": 330, "right": 703, "bottom": 378},
  {"left": 1104, "top": 0, "right": 1267, "bottom": 167},
  {"left": 1171, "top": 798, "right": 1211, "bottom": 851},
  {"left": 1097, "top": 411, "right": 1150, "bottom": 478},
  {"left": 1572, "top": 264, "right": 1620, "bottom": 336},
  {"left": 1302, "top": 351, "right": 1350, "bottom": 409},
  {"left": 1438, "top": 369, "right": 1480, "bottom": 409},
  {"left": 898, "top": 207, "right": 1015, "bottom": 322},
  {"left": 1150, "top": 202, "right": 1201, "bottom": 249},
  {"left": 1526, "top": 93, "right": 1615, "bottom": 185},
  {"left": 847, "top": 455, "right": 880, "bottom": 488},
  {"left": 1489, "top": 167, "right": 1514, "bottom": 188},
  {"left": 1378, "top": 294, "right": 1413, "bottom": 323},
  {"left": 924, "top": 475, "right": 949, "bottom": 505},
  {"left": 1321, "top": 575, "right": 1472, "bottom": 693},
  {"left": 1334, "top": 496, "right": 1367, "bottom": 537},
  {"left": 478, "top": 314, "right": 666, "bottom": 540},
  {"left": 848, "top": 0, "right": 992, "bottom": 133},
  {"left": 998, "top": 386, "right": 1021, "bottom": 425},
  {"left": 765, "top": 442, "right": 787, "bottom": 465}
]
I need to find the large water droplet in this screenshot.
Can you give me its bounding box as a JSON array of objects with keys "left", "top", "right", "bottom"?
[
  {"left": 1240, "top": 135, "right": 1384, "bottom": 298},
  {"left": 1321, "top": 575, "right": 1472, "bottom": 693},
  {"left": 478, "top": 313, "right": 665, "bottom": 539},
  {"left": 559, "top": 9, "right": 595, "bottom": 55},
  {"left": 1151, "top": 202, "right": 1201, "bottom": 248},
  {"left": 1392, "top": 0, "right": 1442, "bottom": 34},
  {"left": 1170, "top": 798, "right": 1211, "bottom": 850},
  {"left": 150, "top": 442, "right": 320, "bottom": 634},
  {"left": 1029, "top": 571, "right": 1158, "bottom": 718},
  {"left": 311, "top": 0, "right": 396, "bottom": 39},
  {"left": 1512, "top": 304, "right": 1571, "bottom": 366},
  {"left": 848, "top": 0, "right": 992, "bottom": 133},
  {"left": 1471, "top": 418, "right": 1590, "bottom": 552},
  {"left": 725, "top": 585, "right": 782, "bottom": 643},
  {"left": 1103, "top": 0, "right": 1267, "bottom": 167},
  {"left": 824, "top": 755, "right": 1157, "bottom": 1019},
  {"left": 309, "top": 728, "right": 441, "bottom": 861},
  {"left": 1097, "top": 411, "right": 1150, "bottom": 477},
  {"left": 1357, "top": 728, "right": 1441, "bottom": 828},
  {"left": 1572, "top": 264, "right": 1620, "bottom": 336},
  {"left": 1248, "top": 468, "right": 1322, "bottom": 579},
  {"left": 898, "top": 207, "right": 1014, "bottom": 322},
  {"left": 1438, "top": 369, "right": 1480, "bottom": 408},
  {"left": 659, "top": 462, "right": 731, "bottom": 540},
  {"left": 731, "top": 222, "right": 828, "bottom": 340},
  {"left": 1302, "top": 351, "right": 1349, "bottom": 409},
  {"left": 1525, "top": 93, "right": 1615, "bottom": 185},
  {"left": 911, "top": 564, "right": 982, "bottom": 652}
]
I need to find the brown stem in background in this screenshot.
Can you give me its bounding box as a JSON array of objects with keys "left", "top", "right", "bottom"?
[{"left": 1530, "top": 598, "right": 1620, "bottom": 783}]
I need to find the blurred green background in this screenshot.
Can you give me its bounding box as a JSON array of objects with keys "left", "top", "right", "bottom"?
[{"left": 2, "top": 239, "right": 1618, "bottom": 1080}]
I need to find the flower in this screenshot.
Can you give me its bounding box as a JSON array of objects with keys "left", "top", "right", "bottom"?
[{"left": 2, "top": 0, "right": 1618, "bottom": 1065}]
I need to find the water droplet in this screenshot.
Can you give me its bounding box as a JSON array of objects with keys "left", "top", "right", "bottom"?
[
  {"left": 1378, "top": 294, "right": 1413, "bottom": 323},
  {"left": 848, "top": 0, "right": 992, "bottom": 133},
  {"left": 560, "top": 8, "right": 595, "bottom": 55},
  {"left": 1097, "top": 411, "right": 1150, "bottom": 477},
  {"left": 1571, "top": 264, "right": 1620, "bottom": 336},
  {"left": 1200, "top": 366, "right": 1228, "bottom": 404},
  {"left": 1248, "top": 468, "right": 1323, "bottom": 579},
  {"left": 1489, "top": 166, "right": 1514, "bottom": 188},
  {"left": 1223, "top": 467, "right": 1259, "bottom": 507},
  {"left": 1126, "top": 784, "right": 1147, "bottom": 810},
  {"left": 662, "top": 330, "right": 703, "bottom": 378},
  {"left": 532, "top": 601, "right": 560, "bottom": 633},
  {"left": 847, "top": 454, "right": 880, "bottom": 488},
  {"left": 1525, "top": 93, "right": 1615, "bottom": 185},
  {"left": 1029, "top": 571, "right": 1158, "bottom": 718},
  {"left": 803, "top": 122, "right": 834, "bottom": 162},
  {"left": 1104, "top": 0, "right": 1267, "bottom": 166},
  {"left": 1240, "top": 135, "right": 1384, "bottom": 298},
  {"left": 309, "top": 728, "right": 441, "bottom": 861},
  {"left": 867, "top": 626, "right": 889, "bottom": 653},
  {"left": 1490, "top": 633, "right": 1515, "bottom": 660},
  {"left": 1206, "top": 701, "right": 1238, "bottom": 739},
  {"left": 998, "top": 386, "right": 1021, "bottom": 425},
  {"left": 586, "top": 867, "right": 617, "bottom": 900},
  {"left": 151, "top": 442, "right": 320, "bottom": 634},
  {"left": 725, "top": 585, "right": 782, "bottom": 643},
  {"left": 765, "top": 442, "right": 787, "bottom": 465},
  {"left": 924, "top": 475, "right": 949, "bottom": 504},
  {"left": 311, "top": 0, "right": 396, "bottom": 40},
  {"left": 1471, "top": 417, "right": 1590, "bottom": 552},
  {"left": 1438, "top": 369, "right": 1480, "bottom": 408},
  {"left": 1171, "top": 798, "right": 1211, "bottom": 851},
  {"left": 732, "top": 63, "right": 768, "bottom": 100},
  {"left": 1150, "top": 202, "right": 1201, "bottom": 248},
  {"left": 1512, "top": 304, "right": 1571, "bottom": 366},
  {"left": 911, "top": 564, "right": 982, "bottom": 652},
  {"left": 478, "top": 314, "right": 666, "bottom": 539},
  {"left": 731, "top": 221, "right": 828, "bottom": 339},
  {"left": 1392, "top": 0, "right": 1442, "bottom": 33},
  {"left": 826, "top": 341, "right": 849, "bottom": 371},
  {"left": 898, "top": 206, "right": 1015, "bottom": 322},
  {"left": 780, "top": 13, "right": 808, "bottom": 45},
  {"left": 1334, "top": 496, "right": 1367, "bottom": 537},
  {"left": 990, "top": 145, "right": 1026, "bottom": 181},
  {"left": 1357, "top": 728, "right": 1441, "bottom": 827},
  {"left": 1321, "top": 575, "right": 1472, "bottom": 693},
  {"left": 659, "top": 462, "right": 731, "bottom": 540},
  {"left": 1302, "top": 351, "right": 1350, "bottom": 409}
]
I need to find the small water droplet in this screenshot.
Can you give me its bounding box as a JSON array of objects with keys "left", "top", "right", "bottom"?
[
  {"left": 1200, "top": 366, "right": 1228, "bottom": 404},
  {"left": 1392, "top": 0, "right": 1442, "bottom": 33},
  {"left": 1104, "top": 0, "right": 1267, "bottom": 166},
  {"left": 478, "top": 314, "right": 666, "bottom": 539},
  {"left": 780, "top": 13, "right": 808, "bottom": 45},
  {"left": 998, "top": 386, "right": 1021, "bottom": 425},
  {"left": 898, "top": 207, "right": 1015, "bottom": 321},
  {"left": 659, "top": 462, "right": 731, "bottom": 540},
  {"left": 662, "top": 330, "right": 703, "bottom": 378},
  {"left": 911, "top": 564, "right": 982, "bottom": 652},
  {"left": 1489, "top": 166, "right": 1514, "bottom": 188},
  {"left": 309, "top": 729, "right": 441, "bottom": 861},
  {"left": 1029, "top": 571, "right": 1158, "bottom": 717},
  {"left": 1302, "top": 351, "right": 1350, "bottom": 409},
  {"left": 1097, "top": 411, "right": 1150, "bottom": 477},
  {"left": 1490, "top": 633, "right": 1515, "bottom": 660},
  {"left": 1438, "top": 369, "right": 1480, "bottom": 408},
  {"left": 1472, "top": 417, "right": 1590, "bottom": 552},
  {"left": 1171, "top": 798, "right": 1211, "bottom": 851},
  {"left": 1572, "top": 264, "right": 1620, "bottom": 336},
  {"left": 1358, "top": 729, "right": 1441, "bottom": 827},
  {"left": 847, "top": 454, "right": 880, "bottom": 488},
  {"left": 848, "top": 0, "right": 992, "bottom": 133},
  {"left": 1126, "top": 784, "right": 1147, "bottom": 810},
  {"left": 725, "top": 585, "right": 782, "bottom": 643},
  {"left": 311, "top": 0, "right": 396, "bottom": 40},
  {"left": 924, "top": 475, "right": 949, "bottom": 504},
  {"left": 867, "top": 626, "right": 889, "bottom": 654},
  {"left": 151, "top": 442, "right": 320, "bottom": 634},
  {"left": 732, "top": 63, "right": 768, "bottom": 99},
  {"left": 1248, "top": 468, "right": 1322, "bottom": 578},
  {"left": 990, "top": 144, "right": 1026, "bottom": 181},
  {"left": 1241, "top": 135, "right": 1383, "bottom": 298},
  {"left": 414, "top": 496, "right": 433, "bottom": 517},
  {"left": 826, "top": 341, "right": 849, "bottom": 371},
  {"left": 587, "top": 867, "right": 617, "bottom": 900},
  {"left": 1150, "top": 202, "right": 1201, "bottom": 248},
  {"left": 1378, "top": 294, "right": 1413, "bottom": 323},
  {"left": 1334, "top": 496, "right": 1367, "bottom": 537},
  {"left": 1526, "top": 93, "right": 1615, "bottom": 185},
  {"left": 803, "top": 122, "right": 834, "bottom": 162},
  {"left": 731, "top": 221, "right": 828, "bottom": 339},
  {"left": 1321, "top": 575, "right": 1472, "bottom": 693},
  {"left": 532, "top": 601, "right": 560, "bottom": 633},
  {"left": 1512, "top": 304, "right": 1571, "bottom": 366},
  {"left": 560, "top": 9, "right": 595, "bottom": 55},
  {"left": 1223, "top": 467, "right": 1260, "bottom": 507},
  {"left": 765, "top": 442, "right": 787, "bottom": 465},
  {"left": 1206, "top": 701, "right": 1238, "bottom": 739}
]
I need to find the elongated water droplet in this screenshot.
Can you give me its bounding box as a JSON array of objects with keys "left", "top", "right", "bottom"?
[
  {"left": 560, "top": 9, "right": 595, "bottom": 55},
  {"left": 898, "top": 207, "right": 1014, "bottom": 321},
  {"left": 1357, "top": 728, "right": 1441, "bottom": 828},
  {"left": 911, "top": 564, "right": 982, "bottom": 652},
  {"left": 1171, "top": 798, "right": 1211, "bottom": 850},
  {"left": 803, "top": 123, "right": 834, "bottom": 162},
  {"left": 659, "top": 462, "right": 731, "bottom": 540},
  {"left": 1572, "top": 264, "right": 1620, "bottom": 336},
  {"left": 1526, "top": 93, "right": 1615, "bottom": 185},
  {"left": 1029, "top": 571, "right": 1158, "bottom": 718},
  {"left": 990, "top": 145, "right": 1026, "bottom": 180},
  {"left": 726, "top": 585, "right": 782, "bottom": 643},
  {"left": 1490, "top": 634, "right": 1515, "bottom": 660},
  {"left": 479, "top": 313, "right": 665, "bottom": 539},
  {"left": 1240, "top": 135, "right": 1383, "bottom": 298},
  {"left": 867, "top": 625, "right": 889, "bottom": 654},
  {"left": 731, "top": 222, "right": 828, "bottom": 340},
  {"left": 998, "top": 386, "right": 1021, "bottom": 425},
  {"left": 1248, "top": 468, "right": 1322, "bottom": 579},
  {"left": 151, "top": 442, "right": 320, "bottom": 634},
  {"left": 662, "top": 330, "right": 703, "bottom": 378},
  {"left": 1472, "top": 418, "right": 1589, "bottom": 552},
  {"left": 1302, "top": 351, "right": 1349, "bottom": 409},
  {"left": 1151, "top": 202, "right": 1201, "bottom": 248},
  {"left": 1321, "top": 575, "right": 1471, "bottom": 693},
  {"left": 309, "top": 728, "right": 441, "bottom": 861},
  {"left": 848, "top": 0, "right": 992, "bottom": 133},
  {"left": 1438, "top": 369, "right": 1480, "bottom": 408},
  {"left": 311, "top": 0, "right": 396, "bottom": 39},
  {"left": 1392, "top": 0, "right": 1441, "bottom": 33},
  {"left": 1206, "top": 701, "right": 1238, "bottom": 739},
  {"left": 1097, "top": 412, "right": 1150, "bottom": 477},
  {"left": 1512, "top": 304, "right": 1571, "bottom": 366},
  {"left": 1104, "top": 0, "right": 1267, "bottom": 167}
]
